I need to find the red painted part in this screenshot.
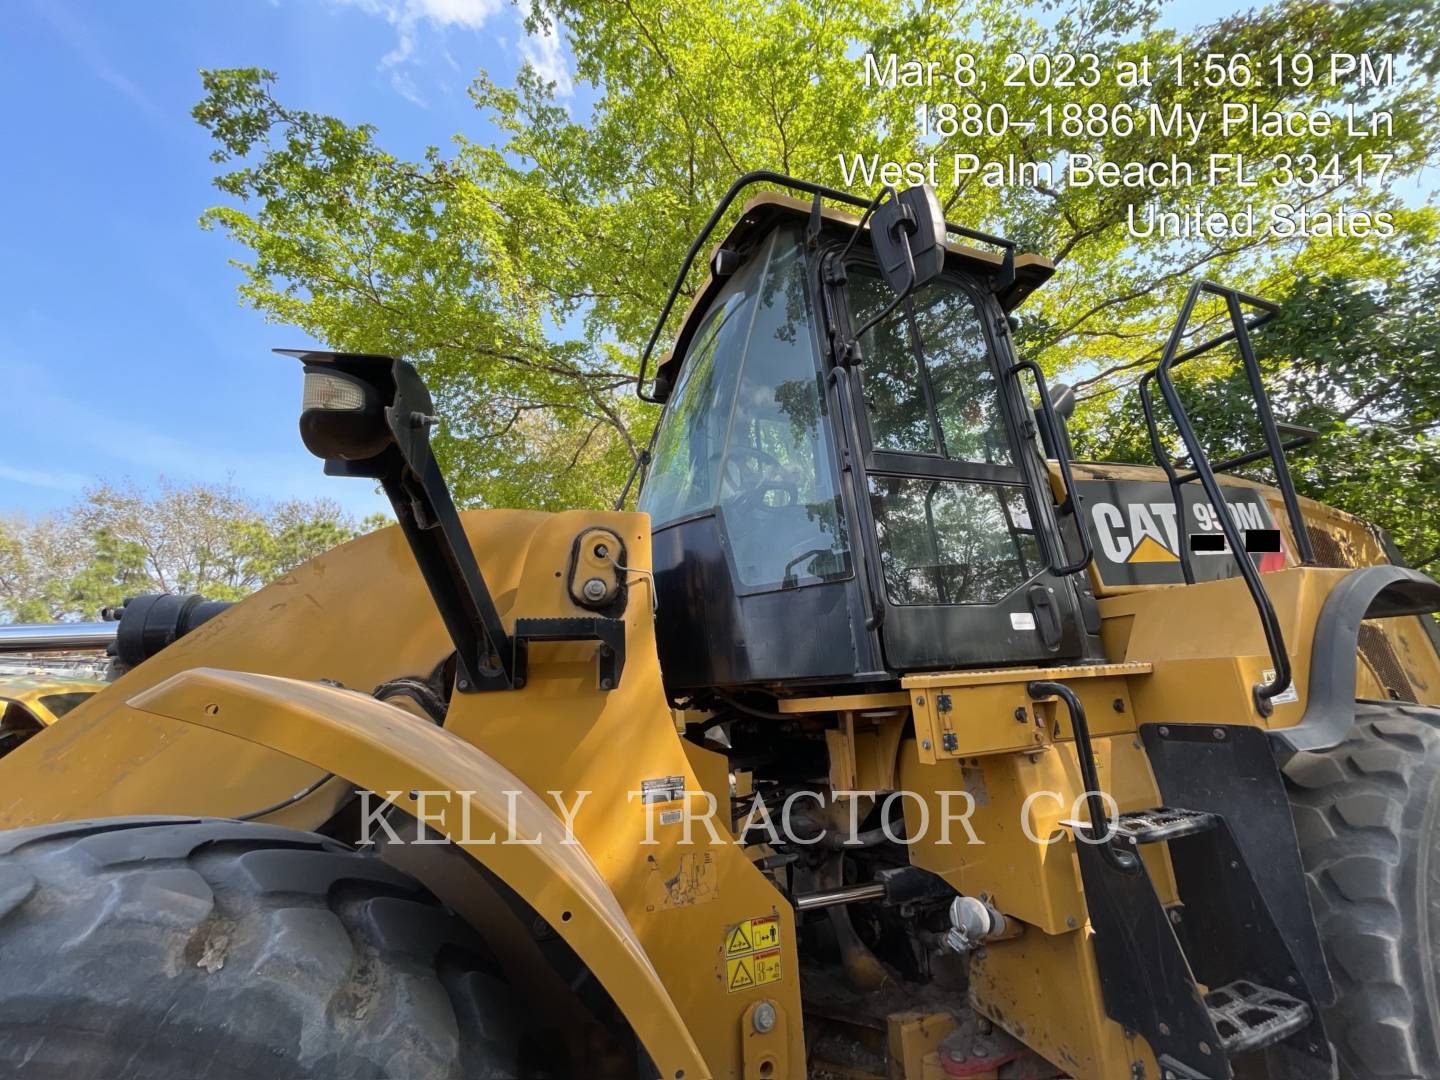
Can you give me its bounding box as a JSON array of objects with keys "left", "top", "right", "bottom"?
[{"left": 1259, "top": 550, "right": 1287, "bottom": 573}]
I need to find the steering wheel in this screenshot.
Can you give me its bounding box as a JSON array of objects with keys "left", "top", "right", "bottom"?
[{"left": 721, "top": 446, "right": 796, "bottom": 509}]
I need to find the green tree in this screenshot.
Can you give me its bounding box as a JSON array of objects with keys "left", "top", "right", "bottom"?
[
  {"left": 1077, "top": 269, "right": 1440, "bottom": 565},
  {"left": 193, "top": 0, "right": 1440, "bottom": 539},
  {"left": 0, "top": 483, "right": 388, "bottom": 623}
]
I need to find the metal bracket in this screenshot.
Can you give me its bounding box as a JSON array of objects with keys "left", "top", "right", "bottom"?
[{"left": 513, "top": 617, "right": 626, "bottom": 691}]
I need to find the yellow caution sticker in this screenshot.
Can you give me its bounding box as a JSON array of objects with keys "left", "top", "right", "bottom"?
[
  {"left": 725, "top": 921, "right": 754, "bottom": 957},
  {"left": 726, "top": 954, "right": 756, "bottom": 991},
  {"left": 749, "top": 915, "right": 779, "bottom": 950},
  {"left": 724, "top": 915, "right": 783, "bottom": 992},
  {"left": 726, "top": 948, "right": 782, "bottom": 993},
  {"left": 725, "top": 915, "right": 779, "bottom": 957}
]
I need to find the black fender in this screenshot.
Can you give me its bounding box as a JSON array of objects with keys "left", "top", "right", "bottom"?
[{"left": 1273, "top": 566, "right": 1440, "bottom": 754}]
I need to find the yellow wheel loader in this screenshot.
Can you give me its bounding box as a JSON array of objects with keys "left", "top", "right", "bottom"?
[
  {"left": 1, "top": 173, "right": 1438, "bottom": 1080},
  {"left": 0, "top": 674, "right": 104, "bottom": 758}
]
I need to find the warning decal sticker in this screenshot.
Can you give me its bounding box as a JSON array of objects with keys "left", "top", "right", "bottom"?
[
  {"left": 726, "top": 949, "right": 782, "bottom": 993},
  {"left": 725, "top": 921, "right": 754, "bottom": 957},
  {"left": 724, "top": 915, "right": 783, "bottom": 992}
]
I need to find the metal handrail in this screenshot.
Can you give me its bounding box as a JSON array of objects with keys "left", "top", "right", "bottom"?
[
  {"left": 1141, "top": 280, "right": 1312, "bottom": 715},
  {"left": 636, "top": 170, "right": 1018, "bottom": 402}
]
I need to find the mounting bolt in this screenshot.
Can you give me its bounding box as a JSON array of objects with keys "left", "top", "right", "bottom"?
[
  {"left": 1158, "top": 725, "right": 1170, "bottom": 737},
  {"left": 1169, "top": 908, "right": 1182, "bottom": 924},
  {"left": 915, "top": 695, "right": 926, "bottom": 707},
  {"left": 582, "top": 577, "right": 609, "bottom": 601},
  {"left": 1212, "top": 727, "right": 1226, "bottom": 740},
  {"left": 921, "top": 739, "right": 932, "bottom": 751},
  {"left": 1198, "top": 1041, "right": 1211, "bottom": 1056},
  {"left": 752, "top": 1001, "right": 777, "bottom": 1034},
  {"left": 593, "top": 542, "right": 610, "bottom": 559},
  {"left": 1066, "top": 916, "right": 1077, "bottom": 929},
  {"left": 1013, "top": 706, "right": 1028, "bottom": 723}
]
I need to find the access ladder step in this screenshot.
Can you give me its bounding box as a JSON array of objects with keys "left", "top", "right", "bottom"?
[
  {"left": 1204, "top": 979, "right": 1311, "bottom": 1056},
  {"left": 1113, "top": 806, "right": 1217, "bottom": 844}
]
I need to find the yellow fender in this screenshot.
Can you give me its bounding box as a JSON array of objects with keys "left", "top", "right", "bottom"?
[
  {"left": 128, "top": 665, "right": 711, "bottom": 1079},
  {"left": 0, "top": 510, "right": 802, "bottom": 1078}
]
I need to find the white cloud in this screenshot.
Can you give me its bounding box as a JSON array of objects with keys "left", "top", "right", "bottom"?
[
  {"left": 324, "top": 0, "right": 573, "bottom": 102},
  {"left": 31, "top": 0, "right": 167, "bottom": 126},
  {"left": 518, "top": 20, "right": 573, "bottom": 96},
  {"left": 329, "top": 0, "right": 504, "bottom": 68},
  {"left": 389, "top": 69, "right": 428, "bottom": 107},
  {"left": 0, "top": 357, "right": 389, "bottom": 520},
  {"left": 0, "top": 464, "right": 89, "bottom": 494}
]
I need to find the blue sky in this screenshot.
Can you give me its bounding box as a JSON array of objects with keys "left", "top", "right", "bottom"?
[{"left": 1, "top": 0, "right": 567, "bottom": 520}]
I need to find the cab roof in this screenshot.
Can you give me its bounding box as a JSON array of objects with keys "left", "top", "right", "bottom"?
[{"left": 654, "top": 192, "right": 1055, "bottom": 394}]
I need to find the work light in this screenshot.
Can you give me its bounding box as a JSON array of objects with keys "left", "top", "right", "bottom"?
[{"left": 296, "top": 363, "right": 390, "bottom": 461}]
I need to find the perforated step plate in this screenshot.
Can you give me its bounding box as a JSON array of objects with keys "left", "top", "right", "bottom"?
[
  {"left": 1204, "top": 979, "right": 1311, "bottom": 1055},
  {"left": 1114, "top": 807, "right": 1217, "bottom": 844},
  {"left": 1061, "top": 807, "right": 1218, "bottom": 844}
]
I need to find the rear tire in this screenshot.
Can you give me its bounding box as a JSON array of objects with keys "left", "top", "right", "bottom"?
[
  {"left": 0, "top": 816, "right": 524, "bottom": 1079},
  {"left": 1285, "top": 702, "right": 1440, "bottom": 1079}
]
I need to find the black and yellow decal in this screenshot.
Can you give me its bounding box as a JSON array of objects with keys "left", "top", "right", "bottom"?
[
  {"left": 724, "top": 915, "right": 783, "bottom": 992},
  {"left": 1076, "top": 479, "right": 1280, "bottom": 587}
]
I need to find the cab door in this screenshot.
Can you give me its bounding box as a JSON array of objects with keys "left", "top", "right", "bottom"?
[{"left": 828, "top": 262, "right": 1089, "bottom": 671}]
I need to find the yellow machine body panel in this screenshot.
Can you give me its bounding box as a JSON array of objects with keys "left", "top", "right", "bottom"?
[
  {"left": 1057, "top": 460, "right": 1440, "bottom": 709},
  {"left": 0, "top": 675, "right": 105, "bottom": 728},
  {"left": 0, "top": 509, "right": 801, "bottom": 1080}
]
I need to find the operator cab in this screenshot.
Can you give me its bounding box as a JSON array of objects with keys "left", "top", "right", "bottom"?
[{"left": 637, "top": 180, "right": 1101, "bottom": 694}]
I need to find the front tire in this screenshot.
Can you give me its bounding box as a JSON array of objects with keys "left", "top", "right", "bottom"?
[
  {"left": 0, "top": 816, "right": 524, "bottom": 1079},
  {"left": 1285, "top": 701, "right": 1440, "bottom": 1079}
]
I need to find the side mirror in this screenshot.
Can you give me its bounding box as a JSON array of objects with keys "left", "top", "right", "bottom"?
[
  {"left": 870, "top": 184, "right": 946, "bottom": 296},
  {"left": 840, "top": 184, "right": 948, "bottom": 361},
  {"left": 1048, "top": 381, "right": 1077, "bottom": 421}
]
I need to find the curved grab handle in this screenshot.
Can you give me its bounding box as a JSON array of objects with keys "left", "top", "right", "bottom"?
[{"left": 1028, "top": 681, "right": 1138, "bottom": 874}]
